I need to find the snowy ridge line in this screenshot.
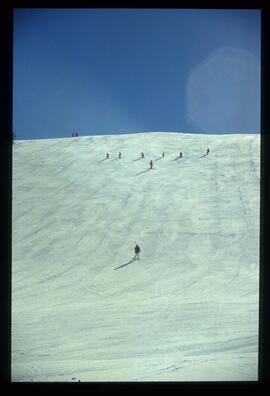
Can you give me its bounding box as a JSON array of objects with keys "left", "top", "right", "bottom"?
[{"left": 14, "top": 131, "right": 259, "bottom": 143}]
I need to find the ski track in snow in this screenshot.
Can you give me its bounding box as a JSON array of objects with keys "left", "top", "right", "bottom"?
[{"left": 12, "top": 133, "right": 260, "bottom": 382}]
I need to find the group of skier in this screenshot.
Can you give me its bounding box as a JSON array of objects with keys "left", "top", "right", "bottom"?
[{"left": 104, "top": 148, "right": 210, "bottom": 169}]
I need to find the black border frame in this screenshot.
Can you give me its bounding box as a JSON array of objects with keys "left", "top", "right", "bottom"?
[{"left": 1, "top": 1, "right": 269, "bottom": 393}]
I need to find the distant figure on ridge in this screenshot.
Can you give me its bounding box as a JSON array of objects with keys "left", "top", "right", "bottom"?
[
  {"left": 162, "top": 152, "right": 165, "bottom": 158},
  {"left": 149, "top": 160, "right": 153, "bottom": 169},
  {"left": 141, "top": 152, "right": 144, "bottom": 158},
  {"left": 106, "top": 153, "right": 109, "bottom": 159},
  {"left": 206, "top": 148, "right": 210, "bottom": 155},
  {"left": 179, "top": 152, "right": 182, "bottom": 158},
  {"left": 134, "top": 244, "right": 141, "bottom": 260},
  {"left": 119, "top": 152, "right": 122, "bottom": 158}
]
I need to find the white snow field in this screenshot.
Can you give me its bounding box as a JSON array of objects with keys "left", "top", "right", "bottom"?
[{"left": 12, "top": 132, "right": 260, "bottom": 382}]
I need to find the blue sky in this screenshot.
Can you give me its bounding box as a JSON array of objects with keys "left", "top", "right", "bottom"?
[{"left": 13, "top": 8, "right": 261, "bottom": 140}]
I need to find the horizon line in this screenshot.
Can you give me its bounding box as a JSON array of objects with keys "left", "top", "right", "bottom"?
[{"left": 14, "top": 130, "right": 261, "bottom": 141}]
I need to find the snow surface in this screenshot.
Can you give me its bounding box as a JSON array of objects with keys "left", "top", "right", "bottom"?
[{"left": 12, "top": 132, "right": 260, "bottom": 382}]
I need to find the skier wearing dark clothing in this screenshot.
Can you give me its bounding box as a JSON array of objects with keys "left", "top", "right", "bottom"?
[
  {"left": 106, "top": 153, "right": 109, "bottom": 159},
  {"left": 141, "top": 152, "right": 144, "bottom": 158},
  {"left": 179, "top": 152, "right": 182, "bottom": 158},
  {"left": 119, "top": 152, "right": 122, "bottom": 158},
  {"left": 207, "top": 148, "right": 209, "bottom": 155},
  {"left": 134, "top": 244, "right": 141, "bottom": 260},
  {"left": 162, "top": 152, "right": 165, "bottom": 158},
  {"left": 149, "top": 160, "right": 153, "bottom": 169}
]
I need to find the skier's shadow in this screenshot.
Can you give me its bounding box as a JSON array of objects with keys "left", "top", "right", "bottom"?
[
  {"left": 114, "top": 258, "right": 136, "bottom": 270},
  {"left": 136, "top": 168, "right": 151, "bottom": 176},
  {"left": 133, "top": 157, "right": 143, "bottom": 162},
  {"left": 154, "top": 157, "right": 163, "bottom": 161},
  {"left": 200, "top": 154, "right": 207, "bottom": 158},
  {"left": 97, "top": 158, "right": 108, "bottom": 163},
  {"left": 109, "top": 158, "right": 120, "bottom": 162},
  {"left": 172, "top": 157, "right": 180, "bottom": 161}
]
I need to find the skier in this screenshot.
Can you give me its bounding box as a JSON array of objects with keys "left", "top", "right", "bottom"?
[
  {"left": 162, "top": 152, "right": 165, "bottom": 158},
  {"left": 119, "top": 152, "right": 122, "bottom": 158},
  {"left": 106, "top": 153, "right": 109, "bottom": 159},
  {"left": 206, "top": 148, "right": 210, "bottom": 155},
  {"left": 149, "top": 160, "right": 153, "bottom": 169},
  {"left": 179, "top": 152, "right": 182, "bottom": 158},
  {"left": 134, "top": 244, "right": 141, "bottom": 260},
  {"left": 141, "top": 152, "right": 144, "bottom": 158}
]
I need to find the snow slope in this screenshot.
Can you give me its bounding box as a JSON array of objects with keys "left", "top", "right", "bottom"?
[{"left": 12, "top": 132, "right": 260, "bottom": 381}]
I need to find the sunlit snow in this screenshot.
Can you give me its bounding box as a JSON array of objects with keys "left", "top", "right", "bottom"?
[{"left": 12, "top": 132, "right": 260, "bottom": 381}]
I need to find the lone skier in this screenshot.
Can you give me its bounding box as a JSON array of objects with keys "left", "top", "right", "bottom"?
[
  {"left": 141, "top": 152, "right": 145, "bottom": 158},
  {"left": 119, "top": 152, "right": 122, "bottom": 158},
  {"left": 206, "top": 148, "right": 209, "bottom": 155},
  {"left": 106, "top": 153, "right": 109, "bottom": 159},
  {"left": 179, "top": 152, "right": 182, "bottom": 158},
  {"left": 134, "top": 244, "right": 141, "bottom": 260},
  {"left": 162, "top": 152, "right": 165, "bottom": 158},
  {"left": 149, "top": 160, "right": 153, "bottom": 169}
]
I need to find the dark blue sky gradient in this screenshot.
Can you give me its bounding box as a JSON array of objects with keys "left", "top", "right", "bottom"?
[{"left": 13, "top": 9, "right": 261, "bottom": 140}]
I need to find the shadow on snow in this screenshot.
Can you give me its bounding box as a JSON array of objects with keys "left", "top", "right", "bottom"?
[
  {"left": 136, "top": 168, "right": 151, "bottom": 176},
  {"left": 133, "top": 157, "right": 144, "bottom": 162},
  {"left": 114, "top": 258, "right": 137, "bottom": 270}
]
